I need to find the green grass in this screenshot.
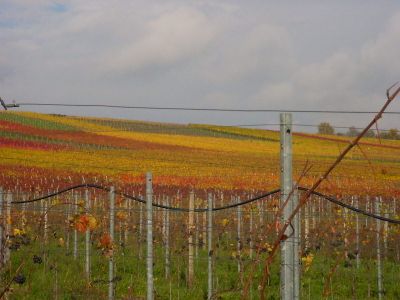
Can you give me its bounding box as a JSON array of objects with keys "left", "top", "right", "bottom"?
[{"left": 2, "top": 233, "right": 399, "bottom": 300}]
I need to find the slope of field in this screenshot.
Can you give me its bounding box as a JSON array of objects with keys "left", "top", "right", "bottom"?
[{"left": 0, "top": 111, "right": 399, "bottom": 195}]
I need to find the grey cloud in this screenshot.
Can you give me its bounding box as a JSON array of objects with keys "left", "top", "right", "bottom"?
[
  {"left": 100, "top": 7, "right": 222, "bottom": 75},
  {"left": 251, "top": 10, "right": 400, "bottom": 130},
  {"left": 0, "top": 1, "right": 399, "bottom": 132},
  {"left": 199, "top": 23, "right": 295, "bottom": 84}
]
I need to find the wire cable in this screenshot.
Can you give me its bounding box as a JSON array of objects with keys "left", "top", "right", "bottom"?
[
  {"left": 9, "top": 183, "right": 400, "bottom": 223},
  {"left": 299, "top": 187, "right": 400, "bottom": 224},
  {"left": 10, "top": 183, "right": 280, "bottom": 212},
  {"left": 16, "top": 102, "right": 400, "bottom": 114}
]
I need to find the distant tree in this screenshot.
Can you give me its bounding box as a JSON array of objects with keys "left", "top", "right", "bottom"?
[
  {"left": 347, "top": 126, "right": 360, "bottom": 137},
  {"left": 318, "top": 122, "right": 334, "bottom": 135},
  {"left": 381, "top": 128, "right": 399, "bottom": 140}
]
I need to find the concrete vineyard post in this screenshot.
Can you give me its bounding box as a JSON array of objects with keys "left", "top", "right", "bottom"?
[
  {"left": 195, "top": 198, "right": 199, "bottom": 260},
  {"left": 207, "top": 192, "right": 213, "bottom": 300},
  {"left": 0, "top": 187, "right": 3, "bottom": 268},
  {"left": 44, "top": 199, "right": 48, "bottom": 244},
  {"left": 394, "top": 198, "right": 399, "bottom": 261},
  {"left": 164, "top": 196, "right": 170, "bottom": 279},
  {"left": 237, "top": 196, "right": 242, "bottom": 273},
  {"left": 124, "top": 199, "right": 129, "bottom": 245},
  {"left": 65, "top": 192, "right": 70, "bottom": 252},
  {"left": 146, "top": 172, "right": 154, "bottom": 300},
  {"left": 118, "top": 200, "right": 122, "bottom": 244},
  {"left": 365, "top": 196, "right": 369, "bottom": 228},
  {"left": 203, "top": 201, "right": 207, "bottom": 250},
  {"left": 188, "top": 191, "right": 195, "bottom": 287},
  {"left": 85, "top": 189, "right": 90, "bottom": 279},
  {"left": 5, "top": 192, "right": 11, "bottom": 264},
  {"left": 139, "top": 196, "right": 143, "bottom": 259},
  {"left": 162, "top": 197, "right": 166, "bottom": 277},
  {"left": 45, "top": 190, "right": 49, "bottom": 242},
  {"left": 293, "top": 187, "right": 300, "bottom": 300},
  {"left": 280, "top": 112, "right": 296, "bottom": 300},
  {"left": 109, "top": 186, "right": 115, "bottom": 300},
  {"left": 355, "top": 197, "right": 360, "bottom": 269},
  {"left": 318, "top": 197, "right": 321, "bottom": 223},
  {"left": 384, "top": 210, "right": 388, "bottom": 256},
  {"left": 304, "top": 201, "right": 309, "bottom": 250},
  {"left": 73, "top": 191, "right": 78, "bottom": 260},
  {"left": 66, "top": 193, "right": 71, "bottom": 250},
  {"left": 375, "top": 197, "right": 383, "bottom": 300},
  {"left": 22, "top": 193, "right": 26, "bottom": 230},
  {"left": 249, "top": 202, "right": 253, "bottom": 259},
  {"left": 260, "top": 199, "right": 264, "bottom": 227}
]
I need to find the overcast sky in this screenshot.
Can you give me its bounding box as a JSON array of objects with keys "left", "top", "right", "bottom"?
[{"left": 1, "top": 1, "right": 399, "bottom": 132}]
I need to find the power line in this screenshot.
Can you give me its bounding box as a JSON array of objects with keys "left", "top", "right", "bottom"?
[{"left": 15, "top": 102, "right": 400, "bottom": 115}]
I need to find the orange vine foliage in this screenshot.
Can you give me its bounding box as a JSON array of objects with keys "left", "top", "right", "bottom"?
[{"left": 0, "top": 111, "right": 399, "bottom": 197}]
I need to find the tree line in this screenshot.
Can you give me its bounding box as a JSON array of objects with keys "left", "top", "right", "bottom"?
[{"left": 318, "top": 122, "right": 399, "bottom": 140}]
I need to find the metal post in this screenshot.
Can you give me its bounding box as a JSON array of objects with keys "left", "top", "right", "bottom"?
[
  {"left": 0, "top": 187, "right": 3, "bottom": 268},
  {"left": 85, "top": 190, "right": 90, "bottom": 279},
  {"left": 260, "top": 200, "right": 265, "bottom": 228},
  {"left": 203, "top": 201, "right": 207, "bottom": 250},
  {"left": 22, "top": 193, "right": 26, "bottom": 229},
  {"left": 44, "top": 199, "right": 48, "bottom": 244},
  {"left": 293, "top": 187, "right": 300, "bottom": 300},
  {"left": 66, "top": 193, "right": 71, "bottom": 251},
  {"left": 375, "top": 198, "right": 383, "bottom": 300},
  {"left": 146, "top": 172, "right": 154, "bottom": 300},
  {"left": 237, "top": 196, "right": 242, "bottom": 273},
  {"left": 249, "top": 203, "right": 253, "bottom": 259},
  {"left": 365, "top": 196, "right": 369, "bottom": 228},
  {"left": 304, "top": 201, "right": 309, "bottom": 251},
  {"left": 188, "top": 191, "right": 195, "bottom": 287},
  {"left": 207, "top": 193, "right": 213, "bottom": 300},
  {"left": 124, "top": 199, "right": 129, "bottom": 245},
  {"left": 139, "top": 196, "right": 143, "bottom": 259},
  {"left": 164, "top": 196, "right": 170, "bottom": 279},
  {"left": 384, "top": 210, "right": 388, "bottom": 256},
  {"left": 280, "top": 113, "right": 294, "bottom": 300},
  {"left": 73, "top": 192, "right": 78, "bottom": 260},
  {"left": 109, "top": 186, "right": 115, "bottom": 300},
  {"left": 5, "top": 192, "right": 11, "bottom": 264},
  {"left": 355, "top": 197, "right": 360, "bottom": 269},
  {"left": 195, "top": 198, "right": 199, "bottom": 260}
]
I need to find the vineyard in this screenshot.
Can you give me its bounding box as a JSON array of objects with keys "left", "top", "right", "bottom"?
[{"left": 0, "top": 110, "right": 400, "bottom": 299}]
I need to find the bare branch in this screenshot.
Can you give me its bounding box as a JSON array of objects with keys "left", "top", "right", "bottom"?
[{"left": 259, "top": 83, "right": 400, "bottom": 299}]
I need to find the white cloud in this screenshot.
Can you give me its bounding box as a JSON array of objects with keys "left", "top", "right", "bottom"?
[
  {"left": 253, "top": 10, "right": 400, "bottom": 111},
  {"left": 101, "top": 7, "right": 222, "bottom": 74},
  {"left": 0, "top": 1, "right": 399, "bottom": 129},
  {"left": 359, "top": 12, "right": 400, "bottom": 83},
  {"left": 200, "top": 23, "right": 294, "bottom": 83},
  {"left": 254, "top": 82, "right": 294, "bottom": 107}
]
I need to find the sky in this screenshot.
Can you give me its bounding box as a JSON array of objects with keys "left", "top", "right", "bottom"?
[{"left": 1, "top": 1, "right": 400, "bottom": 133}]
